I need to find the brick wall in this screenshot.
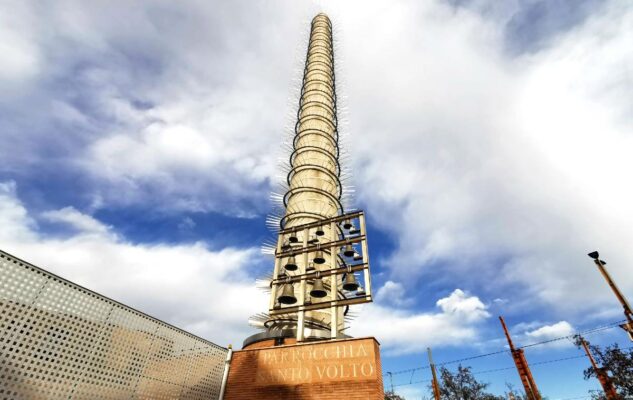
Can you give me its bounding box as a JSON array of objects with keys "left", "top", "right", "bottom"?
[
  {"left": 243, "top": 337, "right": 298, "bottom": 350},
  {"left": 224, "top": 337, "right": 384, "bottom": 400}
]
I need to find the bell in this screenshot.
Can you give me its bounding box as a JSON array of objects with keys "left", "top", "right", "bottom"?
[
  {"left": 343, "top": 272, "right": 359, "bottom": 291},
  {"left": 288, "top": 233, "right": 299, "bottom": 243},
  {"left": 348, "top": 224, "right": 360, "bottom": 235},
  {"left": 281, "top": 240, "right": 291, "bottom": 251},
  {"left": 310, "top": 276, "right": 327, "bottom": 298},
  {"left": 309, "top": 234, "right": 319, "bottom": 244},
  {"left": 343, "top": 244, "right": 355, "bottom": 257},
  {"left": 284, "top": 256, "right": 298, "bottom": 271},
  {"left": 342, "top": 219, "right": 353, "bottom": 229},
  {"left": 278, "top": 283, "right": 297, "bottom": 304},
  {"left": 313, "top": 250, "right": 326, "bottom": 264},
  {"left": 315, "top": 226, "right": 325, "bottom": 236}
]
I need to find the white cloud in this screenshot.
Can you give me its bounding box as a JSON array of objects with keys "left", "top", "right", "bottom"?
[
  {"left": 437, "top": 289, "right": 491, "bottom": 322},
  {"left": 350, "top": 288, "right": 491, "bottom": 354},
  {"left": 0, "top": 1, "right": 40, "bottom": 87},
  {"left": 525, "top": 321, "right": 575, "bottom": 340},
  {"left": 0, "top": 0, "right": 310, "bottom": 215},
  {"left": 331, "top": 0, "right": 633, "bottom": 319},
  {"left": 0, "top": 0, "right": 631, "bottom": 350},
  {"left": 0, "top": 182, "right": 266, "bottom": 346},
  {"left": 374, "top": 280, "right": 413, "bottom": 307},
  {"left": 3, "top": 182, "right": 493, "bottom": 355},
  {"left": 0, "top": 181, "right": 37, "bottom": 242},
  {"left": 83, "top": 92, "right": 284, "bottom": 214},
  {"left": 42, "top": 206, "right": 112, "bottom": 235},
  {"left": 493, "top": 320, "right": 577, "bottom": 351}
]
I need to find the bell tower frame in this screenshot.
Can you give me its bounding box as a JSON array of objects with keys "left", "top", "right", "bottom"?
[
  {"left": 270, "top": 211, "right": 372, "bottom": 341},
  {"left": 223, "top": 13, "right": 383, "bottom": 400},
  {"left": 244, "top": 13, "right": 373, "bottom": 347}
]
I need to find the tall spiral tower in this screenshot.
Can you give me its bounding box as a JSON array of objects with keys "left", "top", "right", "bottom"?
[
  {"left": 245, "top": 13, "right": 372, "bottom": 348},
  {"left": 284, "top": 13, "right": 342, "bottom": 230}
]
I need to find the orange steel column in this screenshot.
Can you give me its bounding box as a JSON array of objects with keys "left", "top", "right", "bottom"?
[
  {"left": 588, "top": 252, "right": 633, "bottom": 341},
  {"left": 579, "top": 337, "right": 620, "bottom": 400},
  {"left": 427, "top": 348, "right": 441, "bottom": 400},
  {"left": 499, "top": 316, "right": 541, "bottom": 400}
]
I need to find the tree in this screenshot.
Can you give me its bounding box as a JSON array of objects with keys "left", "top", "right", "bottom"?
[
  {"left": 431, "top": 364, "right": 504, "bottom": 400},
  {"left": 504, "top": 383, "right": 528, "bottom": 400},
  {"left": 573, "top": 337, "right": 633, "bottom": 399}
]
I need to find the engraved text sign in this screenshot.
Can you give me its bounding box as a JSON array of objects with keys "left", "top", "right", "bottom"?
[{"left": 255, "top": 339, "right": 377, "bottom": 385}]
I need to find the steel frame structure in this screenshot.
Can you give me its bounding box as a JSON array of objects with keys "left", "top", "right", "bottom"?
[
  {"left": 499, "top": 316, "right": 541, "bottom": 400},
  {"left": 269, "top": 210, "right": 372, "bottom": 341},
  {"left": 578, "top": 336, "right": 621, "bottom": 399},
  {"left": 588, "top": 252, "right": 633, "bottom": 342}
]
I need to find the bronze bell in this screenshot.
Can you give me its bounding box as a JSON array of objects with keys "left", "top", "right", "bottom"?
[
  {"left": 343, "top": 244, "right": 355, "bottom": 257},
  {"left": 313, "top": 250, "right": 326, "bottom": 264},
  {"left": 348, "top": 224, "right": 360, "bottom": 234},
  {"left": 342, "top": 219, "right": 353, "bottom": 229},
  {"left": 343, "top": 272, "right": 359, "bottom": 291},
  {"left": 288, "top": 232, "right": 299, "bottom": 243},
  {"left": 284, "top": 256, "right": 298, "bottom": 271},
  {"left": 278, "top": 283, "right": 297, "bottom": 304},
  {"left": 315, "top": 226, "right": 325, "bottom": 236},
  {"left": 310, "top": 274, "right": 327, "bottom": 298}
]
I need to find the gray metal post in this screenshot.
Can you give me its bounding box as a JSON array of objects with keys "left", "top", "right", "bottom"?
[{"left": 218, "top": 345, "right": 233, "bottom": 400}]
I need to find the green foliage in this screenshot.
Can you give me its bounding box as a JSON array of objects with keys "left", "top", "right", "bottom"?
[
  {"left": 573, "top": 337, "right": 633, "bottom": 399},
  {"left": 504, "top": 383, "right": 527, "bottom": 400},
  {"left": 432, "top": 364, "right": 504, "bottom": 400}
]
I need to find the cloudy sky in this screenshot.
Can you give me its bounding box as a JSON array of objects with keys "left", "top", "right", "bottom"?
[{"left": 1, "top": 0, "right": 632, "bottom": 397}]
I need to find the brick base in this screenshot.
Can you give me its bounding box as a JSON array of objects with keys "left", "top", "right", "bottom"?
[{"left": 224, "top": 337, "right": 384, "bottom": 400}]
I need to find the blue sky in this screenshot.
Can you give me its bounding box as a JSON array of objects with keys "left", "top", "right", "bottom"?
[{"left": 1, "top": 0, "right": 632, "bottom": 398}]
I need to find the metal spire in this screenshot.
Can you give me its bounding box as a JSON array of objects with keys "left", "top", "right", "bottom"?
[
  {"left": 268, "top": 12, "right": 344, "bottom": 340},
  {"left": 246, "top": 13, "right": 373, "bottom": 349},
  {"left": 283, "top": 12, "right": 342, "bottom": 230}
]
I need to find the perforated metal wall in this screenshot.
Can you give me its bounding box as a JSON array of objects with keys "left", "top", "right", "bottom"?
[{"left": 0, "top": 250, "right": 228, "bottom": 400}]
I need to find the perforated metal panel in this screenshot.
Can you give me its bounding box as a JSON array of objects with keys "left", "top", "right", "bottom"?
[{"left": 0, "top": 250, "right": 228, "bottom": 400}]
